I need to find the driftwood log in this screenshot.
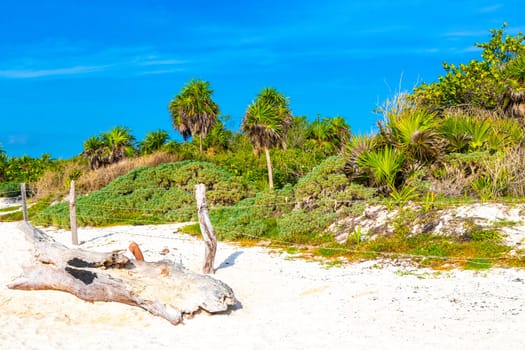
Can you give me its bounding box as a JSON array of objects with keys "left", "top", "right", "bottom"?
[
  {"left": 8, "top": 222, "right": 237, "bottom": 325},
  {"left": 195, "top": 184, "right": 217, "bottom": 274}
]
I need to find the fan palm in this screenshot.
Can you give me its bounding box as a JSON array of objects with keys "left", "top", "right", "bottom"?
[
  {"left": 242, "top": 87, "right": 292, "bottom": 188},
  {"left": 139, "top": 129, "right": 169, "bottom": 155},
  {"left": 464, "top": 117, "right": 493, "bottom": 152},
  {"left": 202, "top": 119, "right": 233, "bottom": 153},
  {"left": 306, "top": 115, "right": 350, "bottom": 155},
  {"left": 82, "top": 136, "right": 106, "bottom": 170},
  {"left": 381, "top": 108, "right": 444, "bottom": 163},
  {"left": 168, "top": 79, "right": 219, "bottom": 153},
  {"left": 343, "top": 134, "right": 376, "bottom": 181},
  {"left": 440, "top": 116, "right": 472, "bottom": 153},
  {"left": 0, "top": 145, "right": 6, "bottom": 181},
  {"left": 102, "top": 126, "right": 136, "bottom": 163},
  {"left": 357, "top": 146, "right": 405, "bottom": 188}
]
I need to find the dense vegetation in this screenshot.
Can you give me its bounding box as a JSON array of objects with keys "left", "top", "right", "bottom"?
[{"left": 2, "top": 24, "right": 525, "bottom": 269}]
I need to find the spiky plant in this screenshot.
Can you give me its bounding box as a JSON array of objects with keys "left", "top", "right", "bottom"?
[
  {"left": 381, "top": 108, "right": 445, "bottom": 163},
  {"left": 440, "top": 115, "right": 472, "bottom": 153},
  {"left": 343, "top": 134, "right": 376, "bottom": 182},
  {"left": 357, "top": 146, "right": 405, "bottom": 188}
]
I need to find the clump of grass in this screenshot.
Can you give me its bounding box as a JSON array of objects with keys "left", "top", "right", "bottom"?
[
  {"left": 464, "top": 258, "right": 492, "bottom": 270},
  {"left": 178, "top": 223, "right": 201, "bottom": 236},
  {"left": 315, "top": 247, "right": 337, "bottom": 258},
  {"left": 0, "top": 205, "right": 20, "bottom": 213},
  {"left": 466, "top": 229, "right": 502, "bottom": 242},
  {"left": 1, "top": 197, "right": 51, "bottom": 222}
]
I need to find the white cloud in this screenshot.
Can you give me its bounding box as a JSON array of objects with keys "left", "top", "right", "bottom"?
[
  {"left": 0, "top": 40, "right": 188, "bottom": 79},
  {"left": 7, "top": 134, "right": 28, "bottom": 145},
  {"left": 0, "top": 65, "right": 110, "bottom": 78},
  {"left": 478, "top": 4, "right": 503, "bottom": 13},
  {"left": 138, "top": 59, "right": 187, "bottom": 66}
]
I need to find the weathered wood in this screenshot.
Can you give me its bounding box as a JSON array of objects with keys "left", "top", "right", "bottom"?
[
  {"left": 195, "top": 184, "right": 217, "bottom": 274},
  {"left": 8, "top": 222, "right": 237, "bottom": 325},
  {"left": 21, "top": 183, "right": 28, "bottom": 222},
  {"left": 69, "top": 180, "right": 78, "bottom": 245}
]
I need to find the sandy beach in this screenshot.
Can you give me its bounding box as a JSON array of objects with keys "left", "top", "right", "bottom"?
[{"left": 1, "top": 221, "right": 524, "bottom": 350}]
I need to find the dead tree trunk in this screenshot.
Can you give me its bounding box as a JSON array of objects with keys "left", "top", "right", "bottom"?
[
  {"left": 8, "top": 222, "right": 237, "bottom": 325},
  {"left": 21, "top": 183, "right": 28, "bottom": 222},
  {"left": 195, "top": 184, "right": 217, "bottom": 274},
  {"left": 69, "top": 180, "right": 78, "bottom": 245}
]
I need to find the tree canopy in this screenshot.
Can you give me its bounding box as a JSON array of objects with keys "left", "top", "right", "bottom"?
[{"left": 168, "top": 79, "right": 220, "bottom": 153}]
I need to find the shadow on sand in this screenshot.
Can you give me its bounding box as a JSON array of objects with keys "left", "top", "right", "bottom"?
[{"left": 216, "top": 251, "right": 243, "bottom": 271}]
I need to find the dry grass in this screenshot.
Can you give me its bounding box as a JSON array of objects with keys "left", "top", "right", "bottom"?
[
  {"left": 34, "top": 151, "right": 182, "bottom": 200},
  {"left": 502, "top": 146, "right": 525, "bottom": 197},
  {"left": 77, "top": 151, "right": 182, "bottom": 195}
]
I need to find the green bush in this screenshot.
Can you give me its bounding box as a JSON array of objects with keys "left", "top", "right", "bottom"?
[
  {"left": 212, "top": 186, "right": 294, "bottom": 241},
  {"left": 276, "top": 208, "right": 336, "bottom": 244},
  {"left": 32, "top": 161, "right": 255, "bottom": 228},
  {"left": 295, "top": 156, "right": 374, "bottom": 210},
  {"left": 0, "top": 182, "right": 21, "bottom": 197}
]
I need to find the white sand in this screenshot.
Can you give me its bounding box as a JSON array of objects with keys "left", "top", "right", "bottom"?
[{"left": 1, "top": 221, "right": 524, "bottom": 350}]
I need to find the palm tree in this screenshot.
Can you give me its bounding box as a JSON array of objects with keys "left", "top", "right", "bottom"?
[
  {"left": 502, "top": 53, "right": 525, "bottom": 119},
  {"left": 0, "top": 145, "right": 6, "bottom": 182},
  {"left": 330, "top": 116, "right": 351, "bottom": 151},
  {"left": 168, "top": 79, "right": 220, "bottom": 153},
  {"left": 82, "top": 136, "right": 106, "bottom": 170},
  {"left": 202, "top": 119, "right": 233, "bottom": 153},
  {"left": 139, "top": 129, "right": 170, "bottom": 155},
  {"left": 242, "top": 87, "right": 292, "bottom": 188},
  {"left": 102, "top": 126, "right": 136, "bottom": 163},
  {"left": 306, "top": 115, "right": 350, "bottom": 155}
]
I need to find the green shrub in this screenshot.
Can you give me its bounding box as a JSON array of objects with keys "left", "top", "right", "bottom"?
[
  {"left": 276, "top": 208, "right": 336, "bottom": 244},
  {"left": 32, "top": 161, "right": 255, "bottom": 228},
  {"left": 295, "top": 156, "right": 374, "bottom": 210},
  {"left": 0, "top": 182, "right": 21, "bottom": 197},
  {"left": 467, "top": 229, "right": 502, "bottom": 242},
  {"left": 212, "top": 186, "right": 294, "bottom": 241}
]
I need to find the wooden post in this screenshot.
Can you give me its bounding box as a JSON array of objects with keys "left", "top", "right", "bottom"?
[
  {"left": 195, "top": 184, "right": 217, "bottom": 274},
  {"left": 20, "top": 183, "right": 28, "bottom": 222},
  {"left": 69, "top": 180, "right": 78, "bottom": 245}
]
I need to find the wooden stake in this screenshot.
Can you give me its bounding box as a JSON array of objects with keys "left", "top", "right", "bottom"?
[
  {"left": 21, "top": 183, "right": 28, "bottom": 222},
  {"left": 195, "top": 184, "right": 217, "bottom": 274},
  {"left": 69, "top": 180, "right": 78, "bottom": 245}
]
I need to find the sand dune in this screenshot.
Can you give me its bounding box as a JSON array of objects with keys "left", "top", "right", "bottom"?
[{"left": 1, "top": 221, "right": 524, "bottom": 350}]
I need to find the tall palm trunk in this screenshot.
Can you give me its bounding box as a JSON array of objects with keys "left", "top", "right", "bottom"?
[
  {"left": 199, "top": 134, "right": 203, "bottom": 153},
  {"left": 264, "top": 146, "right": 274, "bottom": 189}
]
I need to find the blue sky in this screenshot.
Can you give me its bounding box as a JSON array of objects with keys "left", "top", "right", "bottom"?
[{"left": 0, "top": 0, "right": 523, "bottom": 159}]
